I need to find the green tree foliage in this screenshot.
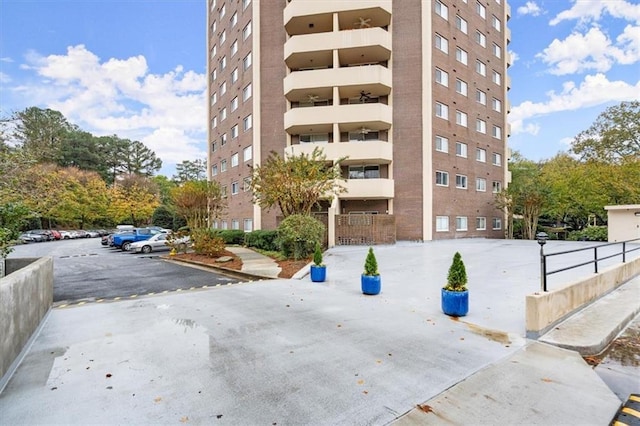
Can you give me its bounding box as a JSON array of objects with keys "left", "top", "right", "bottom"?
[
  {"left": 173, "top": 159, "right": 207, "bottom": 184},
  {"left": 12, "top": 107, "right": 72, "bottom": 163},
  {"left": 445, "top": 252, "right": 467, "bottom": 292},
  {"left": 275, "top": 214, "right": 325, "bottom": 260},
  {"left": 108, "top": 174, "right": 160, "bottom": 226},
  {"left": 363, "top": 247, "right": 379, "bottom": 276},
  {"left": 152, "top": 205, "right": 178, "bottom": 230},
  {"left": 152, "top": 175, "right": 178, "bottom": 206},
  {"left": 571, "top": 101, "right": 639, "bottom": 164},
  {"left": 250, "top": 147, "right": 346, "bottom": 217},
  {"left": 0, "top": 202, "right": 30, "bottom": 237},
  {"left": 313, "top": 242, "right": 324, "bottom": 266},
  {"left": 124, "top": 140, "right": 162, "bottom": 177},
  {"left": 171, "top": 180, "right": 225, "bottom": 229},
  {"left": 57, "top": 129, "right": 103, "bottom": 171}
]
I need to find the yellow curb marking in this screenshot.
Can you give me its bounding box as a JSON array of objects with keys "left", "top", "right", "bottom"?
[
  {"left": 130, "top": 294, "right": 137, "bottom": 298},
  {"left": 58, "top": 304, "right": 68, "bottom": 309}
]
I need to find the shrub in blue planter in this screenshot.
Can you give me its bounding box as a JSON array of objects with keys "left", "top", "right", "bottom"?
[
  {"left": 441, "top": 252, "right": 468, "bottom": 316},
  {"left": 310, "top": 243, "right": 326, "bottom": 282},
  {"left": 361, "top": 247, "right": 381, "bottom": 295}
]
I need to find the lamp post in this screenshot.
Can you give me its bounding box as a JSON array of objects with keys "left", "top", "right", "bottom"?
[{"left": 536, "top": 232, "right": 549, "bottom": 292}]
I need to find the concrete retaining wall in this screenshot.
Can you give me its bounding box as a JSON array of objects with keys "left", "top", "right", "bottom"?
[
  {"left": 0, "top": 257, "right": 53, "bottom": 384},
  {"left": 526, "top": 256, "right": 640, "bottom": 338}
]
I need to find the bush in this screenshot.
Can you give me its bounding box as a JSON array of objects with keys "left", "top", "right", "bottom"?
[
  {"left": 313, "top": 242, "right": 324, "bottom": 266},
  {"left": 568, "top": 226, "right": 608, "bottom": 242},
  {"left": 363, "top": 247, "right": 378, "bottom": 276},
  {"left": 445, "top": 252, "right": 467, "bottom": 292},
  {"left": 212, "top": 229, "right": 245, "bottom": 245},
  {"left": 244, "top": 230, "right": 278, "bottom": 251},
  {"left": 276, "top": 214, "right": 325, "bottom": 260},
  {"left": 191, "top": 228, "right": 226, "bottom": 257}
]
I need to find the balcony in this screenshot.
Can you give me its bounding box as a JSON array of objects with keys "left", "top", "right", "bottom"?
[
  {"left": 285, "top": 140, "right": 392, "bottom": 164},
  {"left": 285, "top": 2, "right": 392, "bottom": 36},
  {"left": 284, "top": 102, "right": 392, "bottom": 134},
  {"left": 341, "top": 178, "right": 394, "bottom": 200}
]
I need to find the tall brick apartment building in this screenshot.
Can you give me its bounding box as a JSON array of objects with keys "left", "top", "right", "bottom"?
[{"left": 207, "top": 0, "right": 511, "bottom": 244}]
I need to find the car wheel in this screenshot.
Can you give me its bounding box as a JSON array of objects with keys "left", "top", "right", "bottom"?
[
  {"left": 141, "top": 245, "right": 152, "bottom": 254},
  {"left": 122, "top": 241, "right": 132, "bottom": 251}
]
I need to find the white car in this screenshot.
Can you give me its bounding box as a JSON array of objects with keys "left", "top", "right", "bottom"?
[{"left": 128, "top": 233, "right": 170, "bottom": 254}]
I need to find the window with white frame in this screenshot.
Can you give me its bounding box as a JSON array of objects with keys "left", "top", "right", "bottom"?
[
  {"left": 476, "top": 217, "right": 487, "bottom": 230},
  {"left": 221, "top": 159, "right": 227, "bottom": 172},
  {"left": 436, "top": 102, "right": 449, "bottom": 119},
  {"left": 492, "top": 125, "right": 502, "bottom": 139},
  {"left": 243, "top": 176, "right": 251, "bottom": 191},
  {"left": 456, "top": 110, "right": 468, "bottom": 127},
  {"left": 220, "top": 55, "right": 227, "bottom": 70},
  {"left": 492, "top": 98, "right": 501, "bottom": 112},
  {"left": 349, "top": 165, "right": 380, "bottom": 179},
  {"left": 220, "top": 81, "right": 227, "bottom": 95},
  {"left": 243, "top": 52, "right": 252, "bottom": 70},
  {"left": 456, "top": 47, "right": 468, "bottom": 65},
  {"left": 435, "top": 135, "right": 448, "bottom": 152},
  {"left": 476, "top": 119, "right": 486, "bottom": 134},
  {"left": 231, "top": 67, "right": 238, "bottom": 83},
  {"left": 231, "top": 125, "right": 238, "bottom": 138},
  {"left": 435, "top": 68, "right": 448, "bottom": 86},
  {"left": 210, "top": 45, "right": 217, "bottom": 59},
  {"left": 456, "top": 79, "right": 468, "bottom": 96},
  {"left": 476, "top": 177, "right": 486, "bottom": 192},
  {"left": 435, "top": 34, "right": 448, "bottom": 54},
  {"left": 436, "top": 170, "right": 449, "bottom": 186},
  {"left": 211, "top": 116, "right": 217, "bottom": 129},
  {"left": 243, "top": 0, "right": 251, "bottom": 9},
  {"left": 492, "top": 70, "right": 502, "bottom": 85},
  {"left": 476, "top": 1, "right": 486, "bottom": 18},
  {"left": 476, "top": 89, "right": 487, "bottom": 105},
  {"left": 221, "top": 133, "right": 227, "bottom": 145},
  {"left": 456, "top": 216, "right": 468, "bottom": 231},
  {"left": 230, "top": 40, "right": 238, "bottom": 57},
  {"left": 243, "top": 114, "right": 252, "bottom": 131},
  {"left": 221, "top": 219, "right": 228, "bottom": 229},
  {"left": 492, "top": 180, "right": 502, "bottom": 193},
  {"left": 211, "top": 140, "right": 217, "bottom": 152},
  {"left": 231, "top": 152, "right": 239, "bottom": 167},
  {"left": 436, "top": 216, "right": 449, "bottom": 232},
  {"left": 220, "top": 107, "right": 227, "bottom": 121},
  {"left": 243, "top": 218, "right": 253, "bottom": 232},
  {"left": 219, "top": 4, "right": 226, "bottom": 18},
  {"left": 475, "top": 30, "right": 486, "bottom": 47},
  {"left": 231, "top": 219, "right": 239, "bottom": 230},
  {"left": 211, "top": 68, "right": 217, "bottom": 82},
  {"left": 219, "top": 30, "right": 226, "bottom": 45},
  {"left": 241, "top": 146, "right": 251, "bottom": 162},
  {"left": 476, "top": 148, "right": 487, "bottom": 162},
  {"left": 455, "top": 15, "right": 468, "bottom": 34},
  {"left": 492, "top": 15, "right": 501, "bottom": 31},
  {"left": 435, "top": 0, "right": 448, "bottom": 20},
  {"left": 456, "top": 174, "right": 468, "bottom": 189},
  {"left": 456, "top": 141, "right": 467, "bottom": 157},
  {"left": 231, "top": 181, "right": 239, "bottom": 195},
  {"left": 231, "top": 11, "right": 238, "bottom": 27},
  {"left": 492, "top": 152, "right": 502, "bottom": 166},
  {"left": 231, "top": 96, "right": 238, "bottom": 112},
  {"left": 476, "top": 60, "right": 486, "bottom": 76},
  {"left": 492, "top": 43, "right": 501, "bottom": 58},
  {"left": 492, "top": 217, "right": 502, "bottom": 230},
  {"left": 242, "top": 83, "right": 252, "bottom": 102},
  {"left": 211, "top": 164, "right": 218, "bottom": 176},
  {"left": 211, "top": 92, "right": 217, "bottom": 106},
  {"left": 243, "top": 21, "right": 252, "bottom": 40}
]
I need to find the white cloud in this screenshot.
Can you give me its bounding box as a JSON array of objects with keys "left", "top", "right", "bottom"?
[
  {"left": 0, "top": 72, "right": 10, "bottom": 84},
  {"left": 517, "top": 1, "right": 542, "bottom": 17},
  {"left": 550, "top": 0, "right": 640, "bottom": 26},
  {"left": 12, "top": 44, "right": 207, "bottom": 172},
  {"left": 0, "top": 57, "right": 13, "bottom": 63},
  {"left": 508, "top": 50, "right": 520, "bottom": 66},
  {"left": 510, "top": 73, "right": 640, "bottom": 134}
]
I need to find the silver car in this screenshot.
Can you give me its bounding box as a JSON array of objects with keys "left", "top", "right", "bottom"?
[{"left": 128, "top": 233, "right": 170, "bottom": 254}]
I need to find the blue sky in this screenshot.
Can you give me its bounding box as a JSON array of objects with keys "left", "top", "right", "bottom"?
[{"left": 1, "top": 0, "right": 639, "bottom": 178}]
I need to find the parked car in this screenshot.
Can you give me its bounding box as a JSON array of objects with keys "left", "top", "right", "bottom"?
[
  {"left": 112, "top": 228, "right": 160, "bottom": 251},
  {"left": 29, "top": 229, "right": 54, "bottom": 241},
  {"left": 85, "top": 230, "right": 100, "bottom": 238},
  {"left": 59, "top": 230, "right": 73, "bottom": 239},
  {"left": 19, "top": 232, "right": 45, "bottom": 243},
  {"left": 129, "top": 233, "right": 170, "bottom": 253},
  {"left": 49, "top": 230, "right": 62, "bottom": 240}
]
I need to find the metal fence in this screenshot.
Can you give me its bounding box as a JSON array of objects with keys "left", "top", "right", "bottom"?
[{"left": 335, "top": 214, "right": 396, "bottom": 245}]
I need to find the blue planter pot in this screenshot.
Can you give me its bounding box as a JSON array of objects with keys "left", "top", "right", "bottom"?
[
  {"left": 441, "top": 288, "right": 469, "bottom": 317},
  {"left": 310, "top": 265, "right": 326, "bottom": 282},
  {"left": 361, "top": 274, "right": 381, "bottom": 295}
]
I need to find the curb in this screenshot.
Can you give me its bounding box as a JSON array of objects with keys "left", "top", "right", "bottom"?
[{"left": 162, "top": 255, "right": 276, "bottom": 282}]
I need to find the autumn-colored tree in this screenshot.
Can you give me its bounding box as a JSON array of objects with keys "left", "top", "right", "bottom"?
[
  {"left": 108, "top": 174, "right": 160, "bottom": 226},
  {"left": 53, "top": 168, "right": 110, "bottom": 228},
  {"left": 171, "top": 180, "right": 225, "bottom": 229},
  {"left": 249, "top": 147, "right": 346, "bottom": 217}
]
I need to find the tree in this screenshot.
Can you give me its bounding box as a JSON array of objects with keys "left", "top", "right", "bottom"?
[
  {"left": 173, "top": 159, "right": 207, "bottom": 184},
  {"left": 124, "top": 140, "right": 162, "bottom": 177},
  {"left": 108, "top": 175, "right": 160, "bottom": 226},
  {"left": 171, "top": 180, "right": 225, "bottom": 229},
  {"left": 249, "top": 147, "right": 346, "bottom": 217},
  {"left": 53, "top": 168, "right": 110, "bottom": 228},
  {"left": 57, "top": 128, "right": 102, "bottom": 171},
  {"left": 12, "top": 107, "right": 72, "bottom": 163},
  {"left": 571, "top": 101, "right": 639, "bottom": 164}
]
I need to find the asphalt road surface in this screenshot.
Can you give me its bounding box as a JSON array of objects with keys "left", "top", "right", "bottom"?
[{"left": 8, "top": 236, "right": 240, "bottom": 304}]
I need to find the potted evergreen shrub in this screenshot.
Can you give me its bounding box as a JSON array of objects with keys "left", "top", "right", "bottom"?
[
  {"left": 441, "top": 252, "right": 469, "bottom": 316},
  {"left": 310, "top": 242, "right": 326, "bottom": 282},
  {"left": 361, "top": 247, "right": 381, "bottom": 295}
]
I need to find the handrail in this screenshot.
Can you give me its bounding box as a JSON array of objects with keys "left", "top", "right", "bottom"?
[{"left": 539, "top": 238, "right": 640, "bottom": 292}]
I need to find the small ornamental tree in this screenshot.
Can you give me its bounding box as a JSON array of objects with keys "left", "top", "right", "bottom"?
[
  {"left": 276, "top": 214, "right": 325, "bottom": 260},
  {"left": 445, "top": 252, "right": 467, "bottom": 292},
  {"left": 313, "top": 242, "right": 324, "bottom": 267},
  {"left": 363, "top": 247, "right": 379, "bottom": 276}
]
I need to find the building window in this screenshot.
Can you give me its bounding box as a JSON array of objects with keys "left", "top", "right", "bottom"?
[
  {"left": 221, "top": 159, "right": 227, "bottom": 172},
  {"left": 492, "top": 15, "right": 501, "bottom": 31},
  {"left": 231, "top": 11, "right": 238, "bottom": 27},
  {"left": 220, "top": 107, "right": 227, "bottom": 121},
  {"left": 231, "top": 96, "right": 238, "bottom": 112},
  {"left": 219, "top": 3, "right": 226, "bottom": 18},
  {"left": 476, "top": 178, "right": 486, "bottom": 192},
  {"left": 220, "top": 81, "right": 227, "bottom": 95},
  {"left": 476, "top": 60, "right": 487, "bottom": 76},
  {"left": 231, "top": 125, "right": 239, "bottom": 138},
  {"left": 243, "top": 176, "right": 251, "bottom": 191},
  {"left": 456, "top": 79, "right": 468, "bottom": 96},
  {"left": 476, "top": 217, "right": 487, "bottom": 230},
  {"left": 219, "top": 29, "right": 226, "bottom": 45},
  {"left": 475, "top": 31, "right": 486, "bottom": 47},
  {"left": 476, "top": 1, "right": 486, "bottom": 19},
  {"left": 243, "top": 114, "right": 252, "bottom": 131},
  {"left": 492, "top": 217, "right": 502, "bottom": 230},
  {"left": 476, "top": 119, "right": 487, "bottom": 134},
  {"left": 492, "top": 98, "right": 501, "bottom": 112},
  {"left": 231, "top": 152, "right": 239, "bottom": 167},
  {"left": 436, "top": 170, "right": 449, "bottom": 186},
  {"left": 243, "top": 21, "right": 252, "bottom": 40},
  {"left": 243, "top": 52, "right": 252, "bottom": 70},
  {"left": 221, "top": 133, "right": 227, "bottom": 145},
  {"left": 211, "top": 116, "right": 217, "bottom": 129},
  {"left": 242, "top": 83, "right": 252, "bottom": 102},
  {"left": 231, "top": 67, "right": 238, "bottom": 84},
  {"left": 210, "top": 45, "right": 217, "bottom": 59},
  {"left": 211, "top": 164, "right": 218, "bottom": 176},
  {"left": 456, "top": 216, "right": 468, "bottom": 231},
  {"left": 230, "top": 40, "right": 238, "bottom": 57},
  {"left": 231, "top": 181, "right": 239, "bottom": 195},
  {"left": 302, "top": 133, "right": 329, "bottom": 143},
  {"left": 435, "top": 68, "right": 448, "bottom": 86},
  {"left": 243, "top": 219, "right": 253, "bottom": 232},
  {"left": 455, "top": 47, "right": 468, "bottom": 65},
  {"left": 436, "top": 216, "right": 449, "bottom": 232},
  {"left": 435, "top": 34, "right": 448, "bottom": 54},
  {"left": 349, "top": 165, "right": 380, "bottom": 179},
  {"left": 492, "top": 152, "right": 502, "bottom": 166},
  {"left": 211, "top": 92, "right": 217, "bottom": 106},
  {"left": 211, "top": 140, "right": 217, "bottom": 152},
  {"left": 456, "top": 174, "right": 468, "bottom": 189},
  {"left": 456, "top": 141, "right": 467, "bottom": 158},
  {"left": 456, "top": 110, "right": 468, "bottom": 127},
  {"left": 476, "top": 89, "right": 487, "bottom": 105},
  {"left": 231, "top": 219, "right": 239, "bottom": 230},
  {"left": 492, "top": 43, "right": 501, "bottom": 58},
  {"left": 243, "top": 0, "right": 251, "bottom": 10},
  {"left": 221, "top": 219, "right": 227, "bottom": 229},
  {"left": 243, "top": 146, "right": 252, "bottom": 162},
  {"left": 492, "top": 126, "right": 502, "bottom": 139},
  {"left": 220, "top": 55, "right": 227, "bottom": 70},
  {"left": 492, "top": 181, "right": 502, "bottom": 193},
  {"left": 435, "top": 102, "right": 449, "bottom": 120},
  {"left": 435, "top": 135, "right": 448, "bottom": 153},
  {"left": 455, "top": 15, "right": 468, "bottom": 34},
  {"left": 492, "top": 70, "right": 502, "bottom": 85},
  {"left": 476, "top": 148, "right": 487, "bottom": 162},
  {"left": 435, "top": 0, "right": 448, "bottom": 20}
]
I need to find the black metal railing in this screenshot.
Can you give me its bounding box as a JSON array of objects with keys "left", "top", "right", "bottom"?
[{"left": 538, "top": 237, "right": 640, "bottom": 292}]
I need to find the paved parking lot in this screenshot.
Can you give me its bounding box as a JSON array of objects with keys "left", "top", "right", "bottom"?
[{"left": 7, "top": 237, "right": 239, "bottom": 304}]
